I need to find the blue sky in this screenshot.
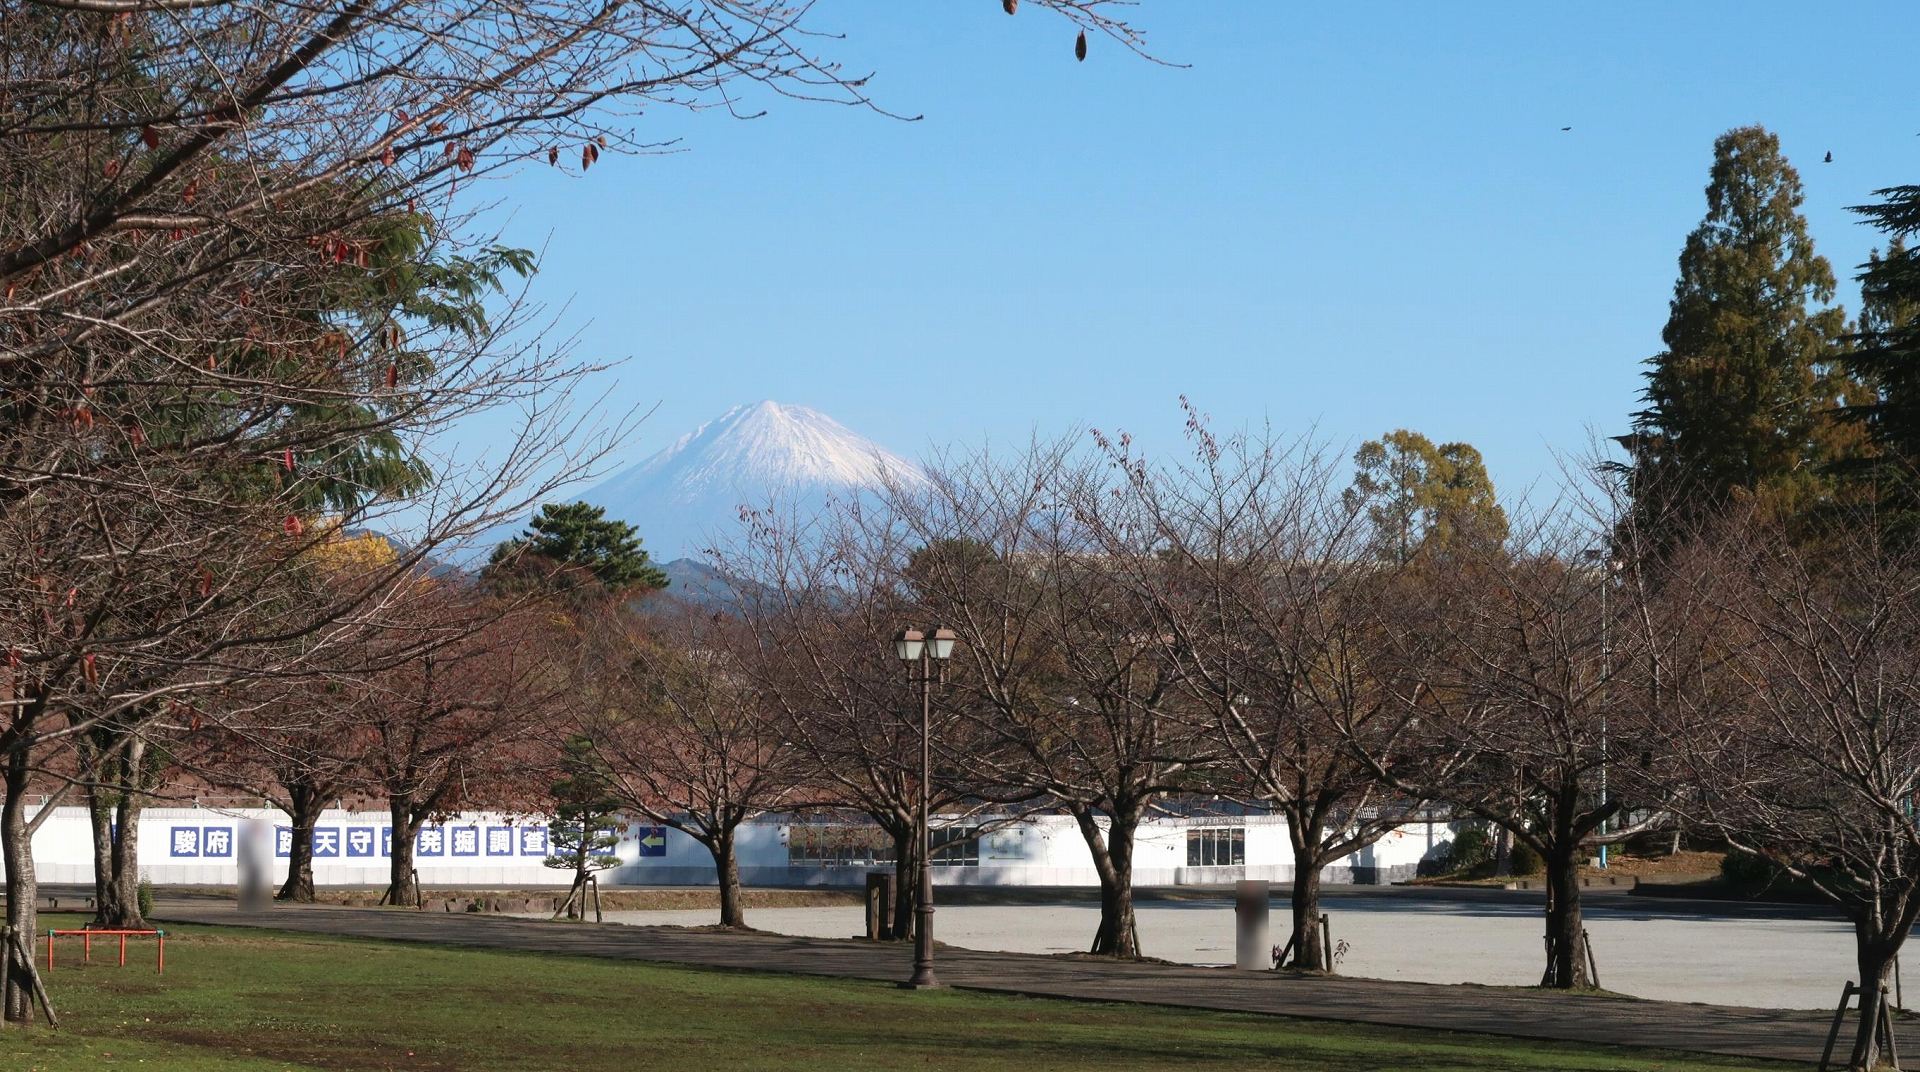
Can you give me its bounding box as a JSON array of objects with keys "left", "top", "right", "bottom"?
[{"left": 462, "top": 1, "right": 1919, "bottom": 507}]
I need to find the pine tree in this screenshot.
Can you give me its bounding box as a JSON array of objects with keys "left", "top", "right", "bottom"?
[
  {"left": 1846, "top": 227, "right": 1920, "bottom": 455},
  {"left": 489, "top": 500, "right": 668, "bottom": 595},
  {"left": 1625, "top": 126, "right": 1850, "bottom": 538},
  {"left": 1840, "top": 196, "right": 1920, "bottom": 533},
  {"left": 545, "top": 735, "right": 624, "bottom": 920}
]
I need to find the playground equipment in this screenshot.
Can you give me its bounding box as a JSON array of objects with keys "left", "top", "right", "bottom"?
[{"left": 46, "top": 928, "right": 166, "bottom": 974}]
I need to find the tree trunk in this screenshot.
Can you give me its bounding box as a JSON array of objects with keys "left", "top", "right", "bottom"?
[
  {"left": 564, "top": 843, "right": 589, "bottom": 919},
  {"left": 97, "top": 735, "right": 149, "bottom": 927},
  {"left": 102, "top": 789, "right": 145, "bottom": 928},
  {"left": 888, "top": 824, "right": 915, "bottom": 941},
  {"left": 1492, "top": 826, "right": 1513, "bottom": 877},
  {"left": 385, "top": 800, "right": 419, "bottom": 907},
  {"left": 1542, "top": 842, "right": 1590, "bottom": 989},
  {"left": 276, "top": 785, "right": 322, "bottom": 903},
  {"left": 86, "top": 783, "right": 114, "bottom": 924},
  {"left": 1849, "top": 927, "right": 1897, "bottom": 1071},
  {"left": 1287, "top": 850, "right": 1327, "bottom": 972},
  {"left": 3, "top": 750, "right": 39, "bottom": 1025},
  {"left": 1076, "top": 804, "right": 1142, "bottom": 958},
  {"left": 711, "top": 828, "right": 745, "bottom": 928}
]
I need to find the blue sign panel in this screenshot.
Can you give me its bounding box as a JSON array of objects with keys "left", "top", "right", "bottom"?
[
  {"left": 169, "top": 827, "right": 201, "bottom": 858},
  {"left": 312, "top": 827, "right": 341, "bottom": 858},
  {"left": 449, "top": 826, "right": 480, "bottom": 857},
  {"left": 416, "top": 826, "right": 445, "bottom": 857},
  {"left": 344, "top": 827, "right": 378, "bottom": 858},
  {"left": 634, "top": 826, "right": 667, "bottom": 858},
  {"left": 485, "top": 827, "right": 515, "bottom": 856},
  {"left": 517, "top": 827, "right": 547, "bottom": 857},
  {"left": 202, "top": 826, "right": 234, "bottom": 858}
]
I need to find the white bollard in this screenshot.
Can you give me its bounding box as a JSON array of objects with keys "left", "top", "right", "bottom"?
[{"left": 1235, "top": 879, "right": 1270, "bottom": 970}]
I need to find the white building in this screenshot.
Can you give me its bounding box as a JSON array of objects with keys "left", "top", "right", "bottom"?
[{"left": 8, "top": 804, "right": 1451, "bottom": 888}]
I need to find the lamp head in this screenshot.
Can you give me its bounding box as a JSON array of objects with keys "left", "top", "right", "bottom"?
[
  {"left": 893, "top": 628, "right": 925, "bottom": 663},
  {"left": 928, "top": 627, "right": 958, "bottom": 661}
]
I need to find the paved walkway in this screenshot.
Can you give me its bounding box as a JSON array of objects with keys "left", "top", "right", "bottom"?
[{"left": 156, "top": 897, "right": 1848, "bottom": 1066}]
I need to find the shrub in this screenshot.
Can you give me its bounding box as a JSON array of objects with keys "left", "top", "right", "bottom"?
[
  {"left": 137, "top": 875, "right": 155, "bottom": 920},
  {"left": 1416, "top": 846, "right": 1454, "bottom": 878},
  {"left": 1720, "top": 850, "right": 1776, "bottom": 888},
  {"left": 1449, "top": 826, "right": 1493, "bottom": 873},
  {"left": 1509, "top": 841, "right": 1543, "bottom": 876}
]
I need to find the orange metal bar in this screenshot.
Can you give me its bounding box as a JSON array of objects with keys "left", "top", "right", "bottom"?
[{"left": 44, "top": 929, "right": 167, "bottom": 973}]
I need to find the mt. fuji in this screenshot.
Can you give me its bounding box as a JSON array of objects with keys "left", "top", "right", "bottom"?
[{"left": 582, "top": 400, "right": 925, "bottom": 561}]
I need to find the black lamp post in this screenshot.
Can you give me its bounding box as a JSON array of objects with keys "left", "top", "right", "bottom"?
[{"left": 894, "top": 625, "right": 956, "bottom": 989}]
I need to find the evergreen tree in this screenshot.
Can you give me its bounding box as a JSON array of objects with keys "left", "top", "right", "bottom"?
[
  {"left": 1625, "top": 126, "right": 1851, "bottom": 538},
  {"left": 1344, "top": 429, "right": 1508, "bottom": 563},
  {"left": 545, "top": 736, "right": 624, "bottom": 919},
  {"left": 490, "top": 501, "right": 668, "bottom": 595},
  {"left": 1846, "top": 227, "right": 1920, "bottom": 455},
  {"left": 1840, "top": 198, "right": 1920, "bottom": 533}
]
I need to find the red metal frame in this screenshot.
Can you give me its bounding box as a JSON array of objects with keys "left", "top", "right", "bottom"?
[{"left": 46, "top": 928, "right": 166, "bottom": 974}]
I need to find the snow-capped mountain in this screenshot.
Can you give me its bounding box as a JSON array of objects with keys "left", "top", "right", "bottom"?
[{"left": 583, "top": 400, "right": 924, "bottom": 561}]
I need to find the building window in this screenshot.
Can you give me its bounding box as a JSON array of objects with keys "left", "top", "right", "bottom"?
[
  {"left": 930, "top": 825, "right": 979, "bottom": 867},
  {"left": 787, "top": 825, "right": 894, "bottom": 868},
  {"left": 1186, "top": 826, "right": 1245, "bottom": 867}
]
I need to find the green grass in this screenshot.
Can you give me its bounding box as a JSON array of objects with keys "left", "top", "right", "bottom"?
[{"left": 0, "top": 914, "right": 1789, "bottom": 1072}]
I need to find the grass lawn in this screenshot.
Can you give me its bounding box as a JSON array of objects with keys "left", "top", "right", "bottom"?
[{"left": 0, "top": 913, "right": 1792, "bottom": 1072}]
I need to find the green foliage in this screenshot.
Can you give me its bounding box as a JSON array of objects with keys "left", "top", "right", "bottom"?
[
  {"left": 545, "top": 736, "right": 624, "bottom": 876},
  {"left": 1448, "top": 826, "right": 1493, "bottom": 873},
  {"left": 1509, "top": 841, "right": 1543, "bottom": 877},
  {"left": 1625, "top": 125, "right": 1853, "bottom": 539},
  {"left": 1842, "top": 198, "right": 1920, "bottom": 536},
  {"left": 136, "top": 875, "right": 154, "bottom": 921},
  {"left": 1719, "top": 850, "right": 1778, "bottom": 888},
  {"left": 279, "top": 225, "right": 534, "bottom": 515},
  {"left": 1345, "top": 429, "right": 1508, "bottom": 563},
  {"left": 490, "top": 501, "right": 668, "bottom": 596}
]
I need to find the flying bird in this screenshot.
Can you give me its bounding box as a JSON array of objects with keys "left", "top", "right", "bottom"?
[
  {"left": 1560, "top": 126, "right": 1572, "bottom": 132},
  {"left": 1824, "top": 151, "right": 1833, "bottom": 163}
]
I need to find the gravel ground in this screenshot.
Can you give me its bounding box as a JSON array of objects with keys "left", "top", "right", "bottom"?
[{"left": 531, "top": 895, "right": 1861, "bottom": 1010}]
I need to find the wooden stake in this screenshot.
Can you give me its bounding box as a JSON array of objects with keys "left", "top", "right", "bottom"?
[{"left": 0, "top": 926, "right": 12, "bottom": 1027}]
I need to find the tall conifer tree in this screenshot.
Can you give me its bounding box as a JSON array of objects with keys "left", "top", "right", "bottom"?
[{"left": 1625, "top": 126, "right": 1850, "bottom": 538}]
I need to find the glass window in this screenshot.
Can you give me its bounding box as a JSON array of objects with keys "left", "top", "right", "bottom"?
[
  {"left": 1185, "top": 827, "right": 1245, "bottom": 867},
  {"left": 930, "top": 825, "right": 980, "bottom": 867},
  {"left": 786, "top": 825, "right": 895, "bottom": 868}
]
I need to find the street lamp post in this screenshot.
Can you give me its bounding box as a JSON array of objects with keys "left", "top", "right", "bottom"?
[
  {"left": 1584, "top": 548, "right": 1621, "bottom": 870},
  {"left": 894, "top": 626, "right": 956, "bottom": 989}
]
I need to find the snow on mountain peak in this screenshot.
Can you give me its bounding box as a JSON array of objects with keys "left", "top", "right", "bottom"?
[{"left": 582, "top": 401, "right": 924, "bottom": 560}]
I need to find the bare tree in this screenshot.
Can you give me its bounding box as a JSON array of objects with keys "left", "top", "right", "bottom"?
[
  {"left": 1099, "top": 421, "right": 1426, "bottom": 972},
  {"left": 581, "top": 599, "right": 803, "bottom": 928},
  {"left": 896, "top": 439, "right": 1212, "bottom": 958},
  {"left": 356, "top": 587, "right": 558, "bottom": 908},
  {"left": 1362, "top": 509, "right": 1664, "bottom": 990},
  {"left": 723, "top": 509, "right": 980, "bottom": 941},
  {"left": 1645, "top": 517, "right": 1920, "bottom": 1069},
  {"left": 0, "top": 0, "right": 1156, "bottom": 1021}
]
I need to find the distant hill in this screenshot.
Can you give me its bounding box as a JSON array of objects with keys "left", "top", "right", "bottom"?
[{"left": 654, "top": 556, "right": 754, "bottom": 611}]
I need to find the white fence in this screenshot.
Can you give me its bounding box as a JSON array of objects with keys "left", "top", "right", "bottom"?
[{"left": 4, "top": 805, "right": 1452, "bottom": 888}]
